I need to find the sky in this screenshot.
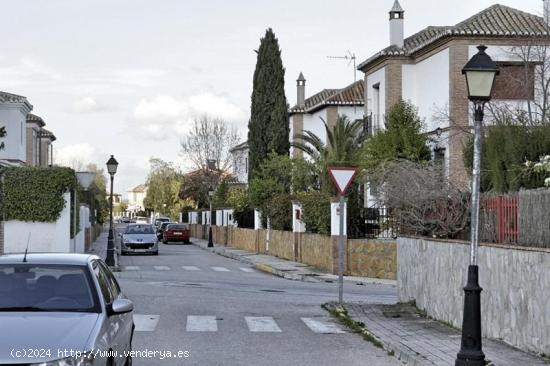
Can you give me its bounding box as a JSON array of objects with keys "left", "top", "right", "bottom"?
[{"left": 0, "top": 0, "right": 543, "bottom": 197}]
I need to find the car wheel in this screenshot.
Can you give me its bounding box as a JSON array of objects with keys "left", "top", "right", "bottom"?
[
  {"left": 162, "top": 240, "right": 167, "bottom": 244},
  {"left": 152, "top": 251, "right": 159, "bottom": 255},
  {"left": 124, "top": 355, "right": 132, "bottom": 366}
]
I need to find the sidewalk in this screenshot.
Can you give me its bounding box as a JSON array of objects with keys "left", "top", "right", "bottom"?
[
  {"left": 87, "top": 227, "right": 120, "bottom": 270},
  {"left": 324, "top": 302, "right": 549, "bottom": 366},
  {"left": 191, "top": 237, "right": 396, "bottom": 286}
]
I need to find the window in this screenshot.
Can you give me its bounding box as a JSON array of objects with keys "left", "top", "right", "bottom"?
[
  {"left": 93, "top": 261, "right": 113, "bottom": 304},
  {"left": 492, "top": 62, "right": 535, "bottom": 100},
  {"left": 433, "top": 147, "right": 446, "bottom": 171},
  {"left": 99, "top": 261, "right": 121, "bottom": 299}
]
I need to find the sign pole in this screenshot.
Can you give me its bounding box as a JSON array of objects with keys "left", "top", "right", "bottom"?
[
  {"left": 338, "top": 194, "right": 345, "bottom": 304},
  {"left": 327, "top": 166, "right": 357, "bottom": 305}
]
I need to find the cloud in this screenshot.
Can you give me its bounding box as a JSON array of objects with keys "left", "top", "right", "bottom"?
[
  {"left": 54, "top": 143, "right": 97, "bottom": 170},
  {"left": 69, "top": 97, "right": 110, "bottom": 113},
  {"left": 132, "top": 92, "right": 247, "bottom": 140}
]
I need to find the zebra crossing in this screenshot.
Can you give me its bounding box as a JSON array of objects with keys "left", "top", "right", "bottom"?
[
  {"left": 122, "top": 265, "right": 255, "bottom": 273},
  {"left": 133, "top": 314, "right": 347, "bottom": 334}
]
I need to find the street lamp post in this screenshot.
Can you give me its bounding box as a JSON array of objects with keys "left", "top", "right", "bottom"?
[
  {"left": 455, "top": 45, "right": 499, "bottom": 366},
  {"left": 208, "top": 186, "right": 214, "bottom": 247},
  {"left": 106, "top": 155, "right": 119, "bottom": 266}
]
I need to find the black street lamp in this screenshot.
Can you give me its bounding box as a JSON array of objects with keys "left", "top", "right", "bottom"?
[
  {"left": 208, "top": 186, "right": 214, "bottom": 247},
  {"left": 456, "top": 45, "right": 499, "bottom": 366},
  {"left": 106, "top": 155, "right": 119, "bottom": 266}
]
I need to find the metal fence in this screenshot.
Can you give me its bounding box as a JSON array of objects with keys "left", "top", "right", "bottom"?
[
  {"left": 350, "top": 206, "right": 399, "bottom": 239},
  {"left": 480, "top": 189, "right": 550, "bottom": 248}
]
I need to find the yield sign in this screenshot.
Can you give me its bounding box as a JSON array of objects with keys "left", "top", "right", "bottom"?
[{"left": 328, "top": 166, "right": 358, "bottom": 196}]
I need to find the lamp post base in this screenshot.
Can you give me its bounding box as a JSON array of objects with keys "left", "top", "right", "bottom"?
[
  {"left": 455, "top": 265, "right": 485, "bottom": 366},
  {"left": 208, "top": 226, "right": 213, "bottom": 247}
]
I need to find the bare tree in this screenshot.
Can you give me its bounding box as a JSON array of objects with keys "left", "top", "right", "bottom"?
[
  {"left": 370, "top": 160, "right": 470, "bottom": 238},
  {"left": 180, "top": 115, "right": 241, "bottom": 172}
]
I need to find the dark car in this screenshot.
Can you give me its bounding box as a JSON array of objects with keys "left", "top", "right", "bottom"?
[
  {"left": 156, "top": 221, "right": 176, "bottom": 240},
  {"left": 162, "top": 224, "right": 190, "bottom": 244}
]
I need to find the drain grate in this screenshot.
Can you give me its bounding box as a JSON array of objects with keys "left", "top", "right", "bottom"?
[{"left": 260, "top": 289, "right": 285, "bottom": 293}]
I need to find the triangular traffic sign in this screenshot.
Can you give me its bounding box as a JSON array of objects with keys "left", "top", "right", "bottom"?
[{"left": 328, "top": 166, "right": 358, "bottom": 196}]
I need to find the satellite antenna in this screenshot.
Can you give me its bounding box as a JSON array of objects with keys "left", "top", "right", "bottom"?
[
  {"left": 327, "top": 50, "right": 359, "bottom": 112},
  {"left": 327, "top": 50, "right": 357, "bottom": 83}
]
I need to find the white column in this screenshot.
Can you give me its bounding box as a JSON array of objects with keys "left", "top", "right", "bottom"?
[
  {"left": 331, "top": 200, "right": 347, "bottom": 236},
  {"left": 254, "top": 209, "right": 262, "bottom": 230},
  {"left": 292, "top": 202, "right": 306, "bottom": 233}
]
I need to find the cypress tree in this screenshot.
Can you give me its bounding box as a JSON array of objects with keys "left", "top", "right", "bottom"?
[{"left": 248, "top": 28, "right": 290, "bottom": 181}]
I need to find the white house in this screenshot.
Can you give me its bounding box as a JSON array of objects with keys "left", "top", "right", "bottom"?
[
  {"left": 26, "top": 113, "right": 56, "bottom": 167},
  {"left": 229, "top": 141, "right": 249, "bottom": 185},
  {"left": 358, "top": 0, "right": 550, "bottom": 187},
  {"left": 127, "top": 184, "right": 148, "bottom": 215},
  {"left": 289, "top": 74, "right": 364, "bottom": 158},
  {"left": 0, "top": 91, "right": 33, "bottom": 166}
]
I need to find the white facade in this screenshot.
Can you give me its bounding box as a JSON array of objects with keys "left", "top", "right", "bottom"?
[
  {"left": 230, "top": 145, "right": 248, "bottom": 184},
  {"left": 402, "top": 48, "right": 450, "bottom": 133},
  {"left": 0, "top": 101, "right": 32, "bottom": 164},
  {"left": 365, "top": 67, "right": 387, "bottom": 133},
  {"left": 4, "top": 192, "right": 71, "bottom": 253},
  {"left": 127, "top": 185, "right": 147, "bottom": 212}
]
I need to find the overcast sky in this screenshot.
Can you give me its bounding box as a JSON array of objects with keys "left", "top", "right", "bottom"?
[{"left": 0, "top": 0, "right": 542, "bottom": 197}]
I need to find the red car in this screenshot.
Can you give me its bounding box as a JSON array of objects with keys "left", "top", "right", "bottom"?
[{"left": 163, "top": 223, "right": 191, "bottom": 244}]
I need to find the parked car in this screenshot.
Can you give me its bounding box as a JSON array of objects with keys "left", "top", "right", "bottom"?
[
  {"left": 135, "top": 216, "right": 149, "bottom": 224},
  {"left": 154, "top": 217, "right": 171, "bottom": 229},
  {"left": 0, "top": 253, "right": 134, "bottom": 366},
  {"left": 162, "top": 223, "right": 191, "bottom": 244},
  {"left": 120, "top": 224, "right": 159, "bottom": 255},
  {"left": 156, "top": 221, "right": 177, "bottom": 240}
]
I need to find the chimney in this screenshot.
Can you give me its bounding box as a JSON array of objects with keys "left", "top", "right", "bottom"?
[
  {"left": 297, "top": 72, "right": 306, "bottom": 107},
  {"left": 389, "top": 0, "right": 404, "bottom": 48}
]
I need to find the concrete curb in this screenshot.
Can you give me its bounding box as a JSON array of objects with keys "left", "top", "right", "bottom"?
[{"left": 324, "top": 302, "right": 428, "bottom": 366}]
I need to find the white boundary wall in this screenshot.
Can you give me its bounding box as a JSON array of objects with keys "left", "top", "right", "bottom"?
[{"left": 4, "top": 192, "right": 71, "bottom": 253}]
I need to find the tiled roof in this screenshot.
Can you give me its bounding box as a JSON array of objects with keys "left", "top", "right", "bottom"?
[
  {"left": 229, "top": 141, "right": 248, "bottom": 152},
  {"left": 129, "top": 184, "right": 147, "bottom": 192},
  {"left": 0, "top": 91, "right": 30, "bottom": 104},
  {"left": 358, "top": 4, "right": 549, "bottom": 70},
  {"left": 290, "top": 81, "right": 364, "bottom": 114},
  {"left": 39, "top": 128, "right": 56, "bottom": 141},
  {"left": 27, "top": 113, "right": 46, "bottom": 127}
]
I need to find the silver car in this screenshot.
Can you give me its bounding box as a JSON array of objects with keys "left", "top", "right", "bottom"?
[
  {"left": 120, "top": 224, "right": 158, "bottom": 256},
  {"left": 0, "top": 253, "right": 134, "bottom": 365}
]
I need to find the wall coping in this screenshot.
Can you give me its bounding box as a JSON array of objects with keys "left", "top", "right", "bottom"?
[{"left": 398, "top": 235, "right": 550, "bottom": 254}]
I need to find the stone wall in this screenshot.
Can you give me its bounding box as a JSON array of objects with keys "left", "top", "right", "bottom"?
[
  {"left": 348, "top": 239, "right": 397, "bottom": 280},
  {"left": 189, "top": 225, "right": 397, "bottom": 279},
  {"left": 398, "top": 237, "right": 550, "bottom": 355},
  {"left": 299, "top": 233, "right": 333, "bottom": 272}
]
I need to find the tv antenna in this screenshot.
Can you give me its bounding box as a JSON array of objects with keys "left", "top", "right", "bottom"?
[{"left": 327, "top": 50, "right": 357, "bottom": 83}]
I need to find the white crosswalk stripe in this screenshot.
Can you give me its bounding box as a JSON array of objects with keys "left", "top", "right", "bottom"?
[
  {"left": 186, "top": 316, "right": 218, "bottom": 332},
  {"left": 211, "top": 267, "right": 230, "bottom": 272},
  {"left": 245, "top": 317, "right": 282, "bottom": 332},
  {"left": 239, "top": 267, "right": 254, "bottom": 273},
  {"left": 124, "top": 266, "right": 139, "bottom": 271},
  {"left": 301, "top": 317, "right": 346, "bottom": 334},
  {"left": 182, "top": 266, "right": 200, "bottom": 271},
  {"left": 154, "top": 266, "right": 170, "bottom": 271},
  {"left": 133, "top": 314, "right": 160, "bottom": 332}
]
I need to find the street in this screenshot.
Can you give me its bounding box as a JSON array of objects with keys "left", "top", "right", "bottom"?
[{"left": 115, "top": 229, "right": 399, "bottom": 366}]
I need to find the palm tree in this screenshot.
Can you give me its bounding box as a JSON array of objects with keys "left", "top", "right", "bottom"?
[
  {"left": 292, "top": 114, "right": 365, "bottom": 166},
  {"left": 292, "top": 115, "right": 365, "bottom": 190}
]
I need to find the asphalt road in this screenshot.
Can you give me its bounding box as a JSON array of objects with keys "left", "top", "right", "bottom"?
[{"left": 115, "top": 234, "right": 400, "bottom": 366}]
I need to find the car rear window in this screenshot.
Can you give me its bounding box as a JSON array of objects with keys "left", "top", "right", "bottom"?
[
  {"left": 0, "top": 264, "right": 100, "bottom": 313},
  {"left": 167, "top": 224, "right": 188, "bottom": 230}
]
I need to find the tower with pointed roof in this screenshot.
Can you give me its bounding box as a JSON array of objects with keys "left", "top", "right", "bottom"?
[
  {"left": 389, "top": 0, "right": 404, "bottom": 47},
  {"left": 297, "top": 72, "right": 306, "bottom": 107}
]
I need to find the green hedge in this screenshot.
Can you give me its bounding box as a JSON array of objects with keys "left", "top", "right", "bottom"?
[
  {"left": 296, "top": 191, "right": 331, "bottom": 235},
  {"left": 0, "top": 167, "right": 77, "bottom": 224}
]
